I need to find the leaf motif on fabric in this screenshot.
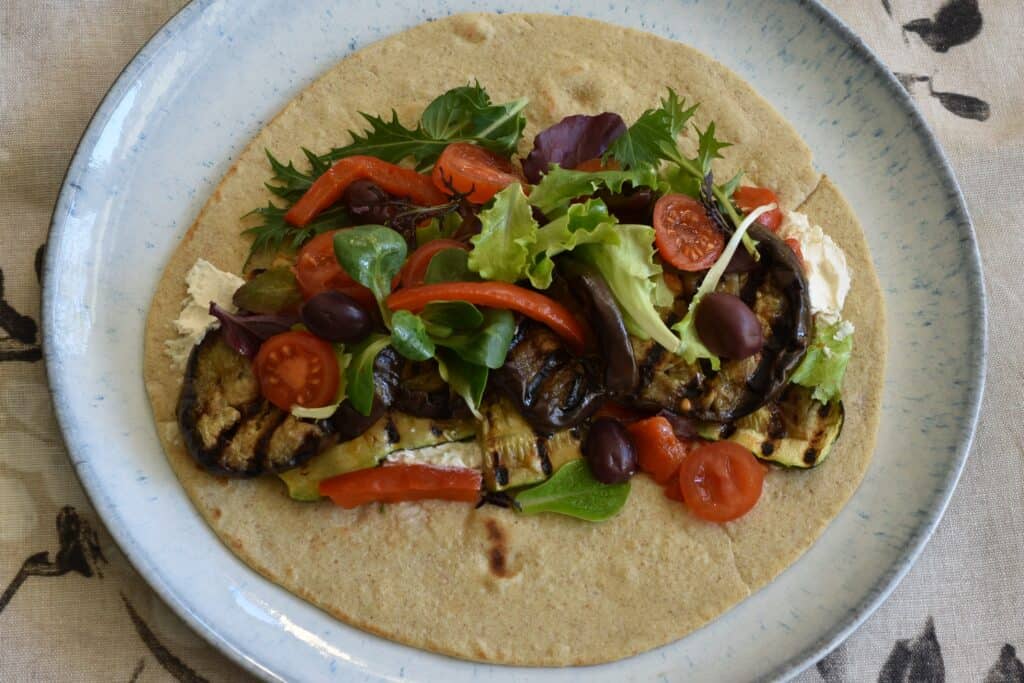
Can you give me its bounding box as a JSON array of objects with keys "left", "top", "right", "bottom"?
[
  {"left": 878, "top": 617, "right": 945, "bottom": 683},
  {"left": 901, "top": 0, "right": 982, "bottom": 53}
]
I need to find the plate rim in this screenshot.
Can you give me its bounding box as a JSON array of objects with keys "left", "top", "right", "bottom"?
[{"left": 40, "top": 1, "right": 987, "bottom": 681}]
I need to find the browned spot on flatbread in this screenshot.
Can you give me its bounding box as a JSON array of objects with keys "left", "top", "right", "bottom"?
[
  {"left": 484, "top": 519, "right": 511, "bottom": 578},
  {"left": 485, "top": 518, "right": 504, "bottom": 543},
  {"left": 211, "top": 507, "right": 221, "bottom": 520}
]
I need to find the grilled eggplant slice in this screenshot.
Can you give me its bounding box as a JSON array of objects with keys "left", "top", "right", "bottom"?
[
  {"left": 374, "top": 347, "right": 467, "bottom": 419},
  {"left": 177, "top": 331, "right": 327, "bottom": 477},
  {"left": 698, "top": 385, "right": 844, "bottom": 468},
  {"left": 631, "top": 226, "right": 811, "bottom": 422},
  {"left": 280, "top": 412, "right": 477, "bottom": 500},
  {"left": 493, "top": 320, "right": 605, "bottom": 431}
]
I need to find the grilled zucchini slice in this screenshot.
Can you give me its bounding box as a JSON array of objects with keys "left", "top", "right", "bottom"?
[
  {"left": 479, "top": 396, "right": 582, "bottom": 491},
  {"left": 698, "top": 385, "right": 844, "bottom": 468},
  {"left": 279, "top": 413, "right": 476, "bottom": 500}
]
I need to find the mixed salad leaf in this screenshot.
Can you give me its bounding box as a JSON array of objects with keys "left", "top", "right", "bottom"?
[
  {"left": 790, "top": 320, "right": 854, "bottom": 403},
  {"left": 604, "top": 88, "right": 697, "bottom": 170},
  {"left": 322, "top": 84, "right": 527, "bottom": 171},
  {"left": 521, "top": 112, "right": 626, "bottom": 183}
]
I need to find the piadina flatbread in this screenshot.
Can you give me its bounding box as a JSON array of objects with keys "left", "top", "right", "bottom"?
[{"left": 143, "top": 13, "right": 886, "bottom": 665}]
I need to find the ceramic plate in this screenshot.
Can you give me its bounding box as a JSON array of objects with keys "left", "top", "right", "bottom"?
[{"left": 43, "top": 1, "right": 985, "bottom": 680}]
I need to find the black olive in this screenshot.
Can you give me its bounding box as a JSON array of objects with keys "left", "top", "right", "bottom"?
[
  {"left": 585, "top": 418, "right": 637, "bottom": 484},
  {"left": 300, "top": 291, "right": 371, "bottom": 343},
  {"left": 695, "top": 292, "right": 764, "bottom": 360},
  {"left": 343, "top": 180, "right": 396, "bottom": 225}
]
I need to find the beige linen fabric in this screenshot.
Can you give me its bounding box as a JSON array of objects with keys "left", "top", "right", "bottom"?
[{"left": 0, "top": 1, "right": 1019, "bottom": 680}]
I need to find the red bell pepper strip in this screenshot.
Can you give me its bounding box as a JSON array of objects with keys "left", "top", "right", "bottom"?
[
  {"left": 398, "top": 239, "right": 469, "bottom": 289},
  {"left": 627, "top": 416, "right": 689, "bottom": 485},
  {"left": 285, "top": 155, "right": 448, "bottom": 227},
  {"left": 386, "top": 281, "right": 587, "bottom": 354},
  {"left": 318, "top": 464, "right": 482, "bottom": 509}
]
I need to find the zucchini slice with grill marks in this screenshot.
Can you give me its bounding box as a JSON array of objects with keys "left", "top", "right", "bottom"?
[
  {"left": 279, "top": 412, "right": 477, "bottom": 501},
  {"left": 480, "top": 396, "right": 582, "bottom": 491},
  {"left": 697, "top": 384, "right": 844, "bottom": 468}
]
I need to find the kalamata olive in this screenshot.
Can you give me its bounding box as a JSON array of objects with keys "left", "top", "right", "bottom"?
[
  {"left": 585, "top": 418, "right": 638, "bottom": 484},
  {"left": 343, "top": 180, "right": 396, "bottom": 225},
  {"left": 695, "top": 292, "right": 764, "bottom": 360},
  {"left": 300, "top": 291, "right": 371, "bottom": 343}
]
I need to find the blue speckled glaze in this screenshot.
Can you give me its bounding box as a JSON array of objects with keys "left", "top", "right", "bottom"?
[{"left": 43, "top": 1, "right": 984, "bottom": 681}]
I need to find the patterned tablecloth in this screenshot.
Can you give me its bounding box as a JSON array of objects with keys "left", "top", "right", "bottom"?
[{"left": 1, "top": 1, "right": 1020, "bottom": 680}]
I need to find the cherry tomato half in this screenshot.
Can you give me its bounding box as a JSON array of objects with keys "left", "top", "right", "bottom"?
[
  {"left": 733, "top": 186, "right": 784, "bottom": 232},
  {"left": 432, "top": 142, "right": 522, "bottom": 204},
  {"left": 399, "top": 239, "right": 469, "bottom": 289},
  {"left": 294, "top": 230, "right": 377, "bottom": 310},
  {"left": 678, "top": 441, "right": 765, "bottom": 522},
  {"left": 254, "top": 331, "right": 339, "bottom": 411},
  {"left": 652, "top": 193, "right": 725, "bottom": 272}
]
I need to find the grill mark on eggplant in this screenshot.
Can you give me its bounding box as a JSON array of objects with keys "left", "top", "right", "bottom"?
[
  {"left": 637, "top": 343, "right": 665, "bottom": 389},
  {"left": 803, "top": 448, "right": 818, "bottom": 465},
  {"left": 177, "top": 331, "right": 328, "bottom": 477},
  {"left": 525, "top": 352, "right": 564, "bottom": 407},
  {"left": 252, "top": 407, "right": 288, "bottom": 468},
  {"left": 429, "top": 423, "right": 443, "bottom": 437}
]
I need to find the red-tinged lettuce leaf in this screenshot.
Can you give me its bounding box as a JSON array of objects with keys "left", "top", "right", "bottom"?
[
  {"left": 522, "top": 113, "right": 626, "bottom": 184},
  {"left": 209, "top": 302, "right": 298, "bottom": 357}
]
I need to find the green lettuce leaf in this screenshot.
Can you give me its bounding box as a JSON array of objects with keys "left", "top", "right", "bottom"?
[
  {"left": 574, "top": 224, "right": 679, "bottom": 351},
  {"left": 527, "top": 165, "right": 658, "bottom": 219},
  {"left": 424, "top": 248, "right": 479, "bottom": 284},
  {"left": 332, "top": 225, "right": 407, "bottom": 311},
  {"left": 527, "top": 199, "right": 621, "bottom": 288},
  {"left": 468, "top": 183, "right": 538, "bottom": 283},
  {"left": 790, "top": 320, "right": 854, "bottom": 403}
]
